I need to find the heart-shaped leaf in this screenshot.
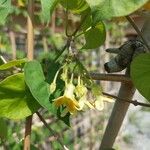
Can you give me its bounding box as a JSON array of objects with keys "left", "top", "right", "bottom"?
[
  {"left": 0, "top": 73, "right": 40, "bottom": 119},
  {"left": 24, "top": 61, "right": 52, "bottom": 111},
  {"left": 40, "top": 0, "right": 59, "bottom": 23},
  {"left": 131, "top": 53, "right": 150, "bottom": 102},
  {"left": 0, "top": 0, "right": 12, "bottom": 25},
  {"left": 60, "top": 0, "right": 89, "bottom": 14},
  {"left": 85, "top": 0, "right": 149, "bottom": 24},
  {"left": 82, "top": 22, "right": 106, "bottom": 49}
]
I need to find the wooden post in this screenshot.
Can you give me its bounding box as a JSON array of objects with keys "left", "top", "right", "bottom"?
[
  {"left": 99, "top": 69, "right": 135, "bottom": 149},
  {"left": 100, "top": 15, "right": 150, "bottom": 150}
]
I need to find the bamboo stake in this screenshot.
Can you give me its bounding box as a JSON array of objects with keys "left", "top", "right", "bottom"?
[
  {"left": 24, "top": 0, "right": 34, "bottom": 150},
  {"left": 99, "top": 69, "right": 135, "bottom": 150},
  {"left": 27, "top": 0, "right": 34, "bottom": 60}
]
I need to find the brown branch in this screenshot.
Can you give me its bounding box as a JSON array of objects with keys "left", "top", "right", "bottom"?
[
  {"left": 24, "top": 116, "right": 32, "bottom": 150},
  {"left": 90, "top": 73, "right": 132, "bottom": 83},
  {"left": 103, "top": 92, "right": 150, "bottom": 108},
  {"left": 36, "top": 112, "right": 68, "bottom": 150},
  {"left": 100, "top": 68, "right": 135, "bottom": 149}
]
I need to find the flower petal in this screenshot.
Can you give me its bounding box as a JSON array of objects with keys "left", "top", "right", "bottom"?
[
  {"left": 84, "top": 101, "right": 95, "bottom": 109},
  {"left": 53, "top": 96, "right": 65, "bottom": 107},
  {"left": 94, "top": 100, "right": 104, "bottom": 111}
]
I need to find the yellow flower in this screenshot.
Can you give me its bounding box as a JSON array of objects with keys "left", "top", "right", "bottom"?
[
  {"left": 78, "top": 96, "right": 95, "bottom": 110},
  {"left": 94, "top": 95, "right": 114, "bottom": 111},
  {"left": 75, "top": 76, "right": 94, "bottom": 110},
  {"left": 53, "top": 75, "right": 80, "bottom": 114}
]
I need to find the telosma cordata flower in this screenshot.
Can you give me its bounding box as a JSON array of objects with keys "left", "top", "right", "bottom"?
[
  {"left": 91, "top": 84, "right": 114, "bottom": 111},
  {"left": 94, "top": 95, "right": 114, "bottom": 111},
  {"left": 75, "top": 76, "right": 94, "bottom": 110},
  {"left": 53, "top": 74, "right": 80, "bottom": 114}
]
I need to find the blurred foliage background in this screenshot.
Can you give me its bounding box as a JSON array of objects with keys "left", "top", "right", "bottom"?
[{"left": 0, "top": 0, "right": 150, "bottom": 150}]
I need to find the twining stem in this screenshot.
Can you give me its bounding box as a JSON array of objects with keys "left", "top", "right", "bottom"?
[
  {"left": 126, "top": 16, "right": 150, "bottom": 52},
  {"left": 36, "top": 112, "right": 68, "bottom": 150},
  {"left": 65, "top": 8, "right": 71, "bottom": 37},
  {"left": 103, "top": 92, "right": 150, "bottom": 108},
  {"left": 55, "top": 10, "right": 89, "bottom": 62},
  {"left": 72, "top": 12, "right": 89, "bottom": 37},
  {"left": 54, "top": 37, "right": 72, "bottom": 62}
]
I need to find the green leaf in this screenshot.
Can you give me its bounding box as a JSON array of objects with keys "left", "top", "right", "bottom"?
[
  {"left": 0, "top": 118, "right": 7, "bottom": 140},
  {"left": 60, "top": 0, "right": 89, "bottom": 14},
  {"left": 80, "top": 9, "right": 92, "bottom": 31},
  {"left": 85, "top": 0, "right": 149, "bottom": 24},
  {"left": 24, "top": 61, "right": 52, "bottom": 111},
  {"left": 40, "top": 0, "right": 59, "bottom": 23},
  {"left": 82, "top": 22, "right": 106, "bottom": 49},
  {"left": 0, "top": 0, "right": 12, "bottom": 24},
  {"left": 131, "top": 53, "right": 150, "bottom": 102},
  {"left": 0, "top": 73, "right": 40, "bottom": 119},
  {"left": 0, "top": 59, "right": 27, "bottom": 70}
]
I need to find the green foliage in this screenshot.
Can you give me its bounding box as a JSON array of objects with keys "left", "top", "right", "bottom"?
[
  {"left": 0, "top": 0, "right": 12, "bottom": 25},
  {"left": 60, "top": 0, "right": 89, "bottom": 14},
  {"left": 131, "top": 53, "right": 150, "bottom": 102},
  {"left": 80, "top": 10, "right": 92, "bottom": 31},
  {"left": 85, "top": 0, "right": 149, "bottom": 24},
  {"left": 0, "top": 73, "right": 40, "bottom": 119},
  {"left": 82, "top": 22, "right": 106, "bottom": 49},
  {"left": 0, "top": 118, "right": 7, "bottom": 140},
  {"left": 24, "top": 61, "right": 51, "bottom": 110},
  {"left": 40, "top": 0, "right": 59, "bottom": 23},
  {"left": 0, "top": 58, "right": 27, "bottom": 70}
]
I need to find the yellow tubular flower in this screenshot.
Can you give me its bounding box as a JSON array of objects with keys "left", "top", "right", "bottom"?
[
  {"left": 75, "top": 76, "right": 94, "bottom": 110},
  {"left": 94, "top": 95, "right": 114, "bottom": 111},
  {"left": 53, "top": 74, "right": 80, "bottom": 115},
  {"left": 49, "top": 69, "right": 60, "bottom": 93}
]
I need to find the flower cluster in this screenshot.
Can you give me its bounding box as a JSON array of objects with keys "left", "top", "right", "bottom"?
[{"left": 49, "top": 67, "right": 113, "bottom": 115}]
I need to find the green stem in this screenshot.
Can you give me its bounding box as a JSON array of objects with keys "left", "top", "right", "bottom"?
[
  {"left": 65, "top": 8, "right": 71, "bottom": 37},
  {"left": 36, "top": 112, "right": 68, "bottom": 150},
  {"left": 72, "top": 12, "right": 89, "bottom": 37},
  {"left": 54, "top": 38, "right": 71, "bottom": 62},
  {"left": 74, "top": 27, "right": 91, "bottom": 39}
]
